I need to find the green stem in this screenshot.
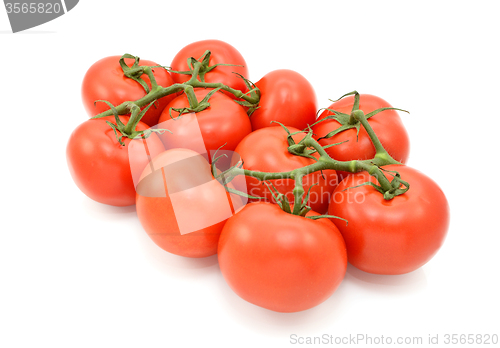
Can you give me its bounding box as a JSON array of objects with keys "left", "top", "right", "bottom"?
[
  {"left": 93, "top": 53, "right": 260, "bottom": 120},
  {"left": 184, "top": 85, "right": 199, "bottom": 109},
  {"left": 123, "top": 104, "right": 141, "bottom": 134},
  {"left": 92, "top": 83, "right": 186, "bottom": 119},
  {"left": 223, "top": 130, "right": 399, "bottom": 211},
  {"left": 352, "top": 110, "right": 400, "bottom": 165},
  {"left": 104, "top": 54, "right": 406, "bottom": 212},
  {"left": 142, "top": 66, "right": 158, "bottom": 90},
  {"left": 190, "top": 80, "right": 259, "bottom": 104},
  {"left": 187, "top": 61, "right": 202, "bottom": 85},
  {"left": 292, "top": 174, "right": 304, "bottom": 215},
  {"left": 93, "top": 74, "right": 258, "bottom": 120}
]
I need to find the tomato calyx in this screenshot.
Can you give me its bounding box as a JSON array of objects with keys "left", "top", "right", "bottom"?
[
  {"left": 312, "top": 91, "right": 409, "bottom": 141},
  {"left": 231, "top": 73, "right": 261, "bottom": 116},
  {"left": 169, "top": 50, "right": 243, "bottom": 82},
  {"left": 94, "top": 100, "right": 170, "bottom": 146},
  {"left": 378, "top": 169, "right": 410, "bottom": 200},
  {"left": 209, "top": 144, "right": 266, "bottom": 201},
  {"left": 166, "top": 87, "right": 221, "bottom": 119},
  {"left": 93, "top": 54, "right": 260, "bottom": 121},
  {"left": 264, "top": 181, "right": 348, "bottom": 222},
  {"left": 270, "top": 121, "right": 319, "bottom": 161},
  {"left": 119, "top": 54, "right": 159, "bottom": 94},
  {"left": 217, "top": 102, "right": 413, "bottom": 213},
  {"left": 345, "top": 167, "right": 410, "bottom": 200}
]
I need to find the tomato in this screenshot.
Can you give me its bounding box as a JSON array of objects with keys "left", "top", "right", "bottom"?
[
  {"left": 170, "top": 40, "right": 248, "bottom": 96},
  {"left": 328, "top": 165, "right": 449, "bottom": 275},
  {"left": 218, "top": 202, "right": 347, "bottom": 312},
  {"left": 250, "top": 69, "right": 317, "bottom": 131},
  {"left": 67, "top": 116, "right": 165, "bottom": 206},
  {"left": 234, "top": 126, "right": 337, "bottom": 214},
  {"left": 312, "top": 94, "right": 409, "bottom": 178},
  {"left": 136, "top": 148, "right": 243, "bottom": 258},
  {"left": 82, "top": 56, "right": 176, "bottom": 127},
  {"left": 157, "top": 89, "right": 252, "bottom": 159}
]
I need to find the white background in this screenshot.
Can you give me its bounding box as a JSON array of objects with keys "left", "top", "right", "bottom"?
[{"left": 1, "top": 1, "right": 499, "bottom": 347}]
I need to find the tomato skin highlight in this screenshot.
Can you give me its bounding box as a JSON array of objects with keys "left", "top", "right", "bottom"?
[
  {"left": 218, "top": 202, "right": 347, "bottom": 313},
  {"left": 81, "top": 56, "right": 176, "bottom": 127},
  {"left": 251, "top": 69, "right": 317, "bottom": 131},
  {"left": 136, "top": 149, "right": 242, "bottom": 258},
  {"left": 66, "top": 116, "right": 165, "bottom": 206},
  {"left": 158, "top": 89, "right": 252, "bottom": 156},
  {"left": 312, "top": 94, "right": 410, "bottom": 178},
  {"left": 234, "top": 126, "right": 337, "bottom": 214},
  {"left": 328, "top": 165, "right": 449, "bottom": 275},
  {"left": 170, "top": 40, "right": 249, "bottom": 97}
]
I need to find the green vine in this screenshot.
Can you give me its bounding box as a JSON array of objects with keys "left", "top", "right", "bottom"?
[{"left": 90, "top": 53, "right": 410, "bottom": 213}]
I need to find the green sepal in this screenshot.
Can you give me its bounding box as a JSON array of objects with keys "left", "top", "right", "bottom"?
[
  {"left": 170, "top": 50, "right": 244, "bottom": 82},
  {"left": 233, "top": 72, "right": 260, "bottom": 98},
  {"left": 365, "top": 107, "right": 410, "bottom": 118},
  {"left": 318, "top": 122, "right": 360, "bottom": 141},
  {"left": 306, "top": 214, "right": 348, "bottom": 225},
  {"left": 137, "top": 128, "right": 171, "bottom": 140},
  {"left": 167, "top": 88, "right": 220, "bottom": 120},
  {"left": 95, "top": 100, "right": 128, "bottom": 146},
  {"left": 342, "top": 167, "right": 410, "bottom": 200},
  {"left": 313, "top": 90, "right": 409, "bottom": 142},
  {"left": 280, "top": 195, "right": 292, "bottom": 214},
  {"left": 264, "top": 181, "right": 292, "bottom": 214},
  {"left": 378, "top": 167, "right": 410, "bottom": 199},
  {"left": 199, "top": 87, "right": 222, "bottom": 104},
  {"left": 92, "top": 100, "right": 125, "bottom": 127},
  {"left": 232, "top": 72, "right": 260, "bottom": 116},
  {"left": 321, "top": 140, "right": 349, "bottom": 149},
  {"left": 342, "top": 181, "right": 385, "bottom": 195},
  {"left": 105, "top": 121, "right": 125, "bottom": 146},
  {"left": 210, "top": 143, "right": 228, "bottom": 178},
  {"left": 270, "top": 121, "right": 296, "bottom": 146},
  {"left": 301, "top": 183, "right": 318, "bottom": 209},
  {"left": 119, "top": 54, "right": 150, "bottom": 94},
  {"left": 298, "top": 205, "right": 312, "bottom": 217},
  {"left": 329, "top": 90, "right": 359, "bottom": 104},
  {"left": 224, "top": 186, "right": 266, "bottom": 201},
  {"left": 215, "top": 161, "right": 242, "bottom": 183},
  {"left": 169, "top": 107, "right": 190, "bottom": 120}
]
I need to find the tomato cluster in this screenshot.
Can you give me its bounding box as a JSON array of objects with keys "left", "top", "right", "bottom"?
[{"left": 67, "top": 40, "right": 450, "bottom": 313}]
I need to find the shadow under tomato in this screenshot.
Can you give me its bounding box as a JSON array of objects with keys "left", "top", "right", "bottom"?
[
  {"left": 345, "top": 263, "right": 428, "bottom": 294},
  {"left": 136, "top": 231, "right": 220, "bottom": 278},
  {"left": 81, "top": 196, "right": 137, "bottom": 220},
  {"left": 215, "top": 265, "right": 350, "bottom": 334},
  {"left": 164, "top": 253, "right": 219, "bottom": 270}
]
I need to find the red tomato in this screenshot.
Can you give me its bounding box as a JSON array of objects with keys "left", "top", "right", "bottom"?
[
  {"left": 157, "top": 89, "right": 252, "bottom": 158},
  {"left": 328, "top": 165, "right": 449, "bottom": 275},
  {"left": 312, "top": 94, "right": 409, "bottom": 178},
  {"left": 218, "top": 202, "right": 347, "bottom": 312},
  {"left": 67, "top": 116, "right": 165, "bottom": 206},
  {"left": 170, "top": 40, "right": 248, "bottom": 96},
  {"left": 234, "top": 126, "right": 337, "bottom": 214},
  {"left": 136, "top": 149, "right": 243, "bottom": 258},
  {"left": 82, "top": 56, "right": 176, "bottom": 127},
  {"left": 251, "top": 69, "right": 317, "bottom": 131}
]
